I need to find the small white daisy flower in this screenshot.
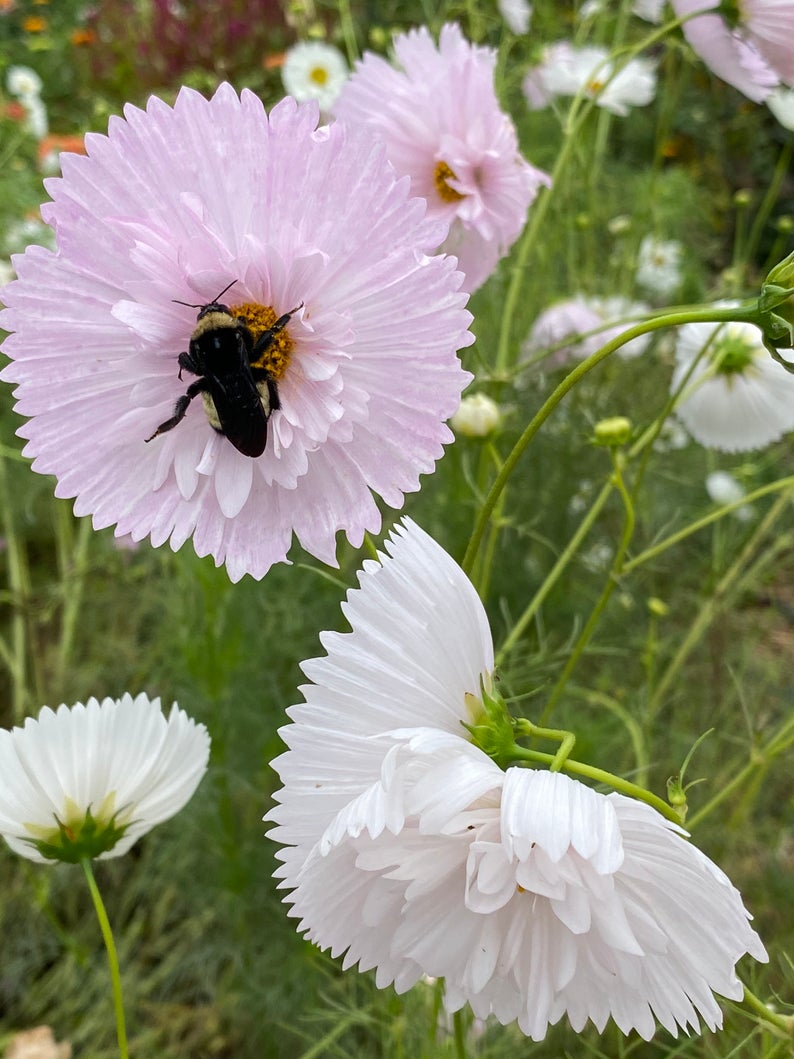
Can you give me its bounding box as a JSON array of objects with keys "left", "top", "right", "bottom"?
[
  {"left": 633, "top": 0, "right": 665, "bottom": 21},
  {"left": 0, "top": 694, "right": 210, "bottom": 863},
  {"left": 636, "top": 235, "right": 684, "bottom": 301},
  {"left": 450, "top": 393, "right": 501, "bottom": 437},
  {"left": 6, "top": 65, "right": 43, "bottom": 99},
  {"left": 673, "top": 318, "right": 794, "bottom": 451},
  {"left": 268, "top": 518, "right": 767, "bottom": 1041},
  {"left": 282, "top": 40, "right": 349, "bottom": 111}
]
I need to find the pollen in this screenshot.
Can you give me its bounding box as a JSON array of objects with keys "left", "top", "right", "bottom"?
[
  {"left": 231, "top": 301, "right": 297, "bottom": 381},
  {"left": 434, "top": 160, "right": 465, "bottom": 204}
]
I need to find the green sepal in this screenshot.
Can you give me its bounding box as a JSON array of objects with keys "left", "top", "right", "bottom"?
[
  {"left": 25, "top": 805, "right": 131, "bottom": 864},
  {"left": 461, "top": 677, "right": 516, "bottom": 770}
]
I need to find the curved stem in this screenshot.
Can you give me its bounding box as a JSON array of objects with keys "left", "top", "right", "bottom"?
[
  {"left": 81, "top": 859, "right": 129, "bottom": 1059},
  {"left": 740, "top": 984, "right": 794, "bottom": 1039},
  {"left": 462, "top": 303, "right": 757, "bottom": 576},
  {"left": 623, "top": 475, "right": 794, "bottom": 574},
  {"left": 507, "top": 743, "right": 681, "bottom": 823},
  {"left": 538, "top": 448, "right": 635, "bottom": 726}
]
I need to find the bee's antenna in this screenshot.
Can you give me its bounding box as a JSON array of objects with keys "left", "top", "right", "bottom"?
[{"left": 172, "top": 280, "right": 238, "bottom": 309}]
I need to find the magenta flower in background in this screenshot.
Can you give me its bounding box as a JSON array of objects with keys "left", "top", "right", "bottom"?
[
  {"left": 670, "top": 0, "right": 789, "bottom": 102},
  {"left": 0, "top": 85, "right": 473, "bottom": 581},
  {"left": 333, "top": 23, "right": 550, "bottom": 293}
]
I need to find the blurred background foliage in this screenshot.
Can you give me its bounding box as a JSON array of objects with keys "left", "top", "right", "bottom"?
[{"left": 0, "top": 0, "right": 793, "bottom": 1056}]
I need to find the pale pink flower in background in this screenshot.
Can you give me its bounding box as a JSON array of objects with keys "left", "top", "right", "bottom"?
[
  {"left": 672, "top": 318, "right": 794, "bottom": 451},
  {"left": 523, "top": 294, "right": 652, "bottom": 366},
  {"left": 670, "top": 0, "right": 785, "bottom": 102},
  {"left": 0, "top": 85, "right": 473, "bottom": 581},
  {"left": 268, "top": 518, "right": 767, "bottom": 1042},
  {"left": 0, "top": 694, "right": 209, "bottom": 864},
  {"left": 522, "top": 42, "right": 656, "bottom": 116},
  {"left": 333, "top": 23, "right": 550, "bottom": 292}
]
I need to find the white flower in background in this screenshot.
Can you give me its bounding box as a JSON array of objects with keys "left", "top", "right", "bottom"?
[
  {"left": 23, "top": 95, "right": 48, "bottom": 139},
  {"left": 268, "top": 518, "right": 767, "bottom": 1041},
  {"left": 282, "top": 40, "right": 349, "bottom": 110},
  {"left": 705, "top": 470, "right": 753, "bottom": 521},
  {"left": 673, "top": 318, "right": 794, "bottom": 451},
  {"left": 450, "top": 393, "right": 502, "bottom": 437},
  {"left": 523, "top": 42, "right": 656, "bottom": 116},
  {"left": 6, "top": 65, "right": 42, "bottom": 99},
  {"left": 498, "top": 0, "right": 532, "bottom": 34},
  {"left": 0, "top": 694, "right": 210, "bottom": 863},
  {"left": 5, "top": 1025, "right": 71, "bottom": 1059},
  {"left": 636, "top": 235, "right": 684, "bottom": 300},
  {"left": 578, "top": 0, "right": 605, "bottom": 17},
  {"left": 767, "top": 86, "right": 794, "bottom": 129},
  {"left": 523, "top": 293, "right": 652, "bottom": 366},
  {"left": 633, "top": 0, "right": 665, "bottom": 21},
  {"left": 654, "top": 416, "right": 691, "bottom": 451}
]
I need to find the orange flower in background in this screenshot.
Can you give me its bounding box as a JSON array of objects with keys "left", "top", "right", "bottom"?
[
  {"left": 37, "top": 133, "right": 87, "bottom": 174},
  {"left": 22, "top": 14, "right": 46, "bottom": 31},
  {"left": 263, "top": 51, "right": 285, "bottom": 69},
  {"left": 70, "top": 26, "right": 96, "bottom": 45},
  {"left": 0, "top": 0, "right": 16, "bottom": 12},
  {"left": 3, "top": 101, "right": 26, "bottom": 121}
]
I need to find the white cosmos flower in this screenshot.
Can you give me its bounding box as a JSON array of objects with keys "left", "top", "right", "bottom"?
[
  {"left": 673, "top": 318, "right": 794, "bottom": 451},
  {"left": 0, "top": 694, "right": 210, "bottom": 863},
  {"left": 705, "top": 470, "right": 753, "bottom": 520},
  {"left": 523, "top": 42, "right": 656, "bottom": 116},
  {"left": 498, "top": 0, "right": 532, "bottom": 34},
  {"left": 268, "top": 518, "right": 767, "bottom": 1041},
  {"left": 281, "top": 40, "right": 349, "bottom": 111},
  {"left": 767, "top": 86, "right": 794, "bottom": 129},
  {"left": 635, "top": 235, "right": 684, "bottom": 301}
]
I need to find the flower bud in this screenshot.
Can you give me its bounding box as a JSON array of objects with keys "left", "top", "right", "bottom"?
[
  {"left": 593, "top": 415, "right": 632, "bottom": 447},
  {"left": 451, "top": 393, "right": 502, "bottom": 437}
]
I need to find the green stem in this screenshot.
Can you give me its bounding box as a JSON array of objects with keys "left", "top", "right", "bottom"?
[
  {"left": 508, "top": 740, "right": 681, "bottom": 823},
  {"left": 337, "top": 0, "right": 359, "bottom": 65},
  {"left": 81, "top": 859, "right": 129, "bottom": 1059},
  {"left": 0, "top": 447, "right": 31, "bottom": 722},
  {"left": 56, "top": 514, "right": 93, "bottom": 687},
  {"left": 463, "top": 303, "right": 757, "bottom": 576},
  {"left": 497, "top": 480, "right": 612, "bottom": 663},
  {"left": 538, "top": 449, "right": 635, "bottom": 726},
  {"left": 740, "top": 985, "right": 794, "bottom": 1039},
  {"left": 623, "top": 475, "right": 794, "bottom": 573},
  {"left": 744, "top": 141, "right": 794, "bottom": 276},
  {"left": 643, "top": 491, "right": 793, "bottom": 737},
  {"left": 452, "top": 1009, "right": 467, "bottom": 1059},
  {"left": 687, "top": 711, "right": 794, "bottom": 829}
]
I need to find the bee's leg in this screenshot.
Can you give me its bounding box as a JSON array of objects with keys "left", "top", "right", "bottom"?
[
  {"left": 145, "top": 377, "right": 209, "bottom": 442},
  {"left": 251, "top": 303, "right": 304, "bottom": 358},
  {"left": 177, "top": 349, "right": 201, "bottom": 380},
  {"left": 251, "top": 368, "right": 281, "bottom": 415}
]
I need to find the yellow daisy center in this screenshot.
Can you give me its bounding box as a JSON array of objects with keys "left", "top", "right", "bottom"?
[
  {"left": 230, "top": 302, "right": 297, "bottom": 381},
  {"left": 434, "top": 160, "right": 465, "bottom": 204},
  {"left": 310, "top": 65, "right": 329, "bottom": 86}
]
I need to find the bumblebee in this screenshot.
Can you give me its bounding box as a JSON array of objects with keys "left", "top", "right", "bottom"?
[{"left": 146, "top": 282, "right": 301, "bottom": 458}]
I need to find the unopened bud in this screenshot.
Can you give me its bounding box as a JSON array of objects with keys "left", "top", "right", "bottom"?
[
  {"left": 451, "top": 393, "right": 501, "bottom": 438},
  {"left": 593, "top": 415, "right": 632, "bottom": 447}
]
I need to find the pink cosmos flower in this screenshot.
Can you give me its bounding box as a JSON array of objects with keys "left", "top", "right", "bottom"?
[
  {"left": 671, "top": 0, "right": 788, "bottom": 102},
  {"left": 0, "top": 85, "right": 473, "bottom": 581},
  {"left": 333, "top": 23, "right": 550, "bottom": 293},
  {"left": 522, "top": 294, "right": 652, "bottom": 367}
]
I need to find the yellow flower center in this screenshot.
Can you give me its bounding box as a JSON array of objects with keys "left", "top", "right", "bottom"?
[
  {"left": 309, "top": 65, "right": 329, "bottom": 86},
  {"left": 434, "top": 160, "right": 465, "bottom": 204},
  {"left": 231, "top": 302, "right": 296, "bottom": 381}
]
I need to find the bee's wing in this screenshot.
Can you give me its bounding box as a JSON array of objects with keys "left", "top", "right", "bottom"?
[{"left": 210, "top": 372, "right": 269, "bottom": 458}]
